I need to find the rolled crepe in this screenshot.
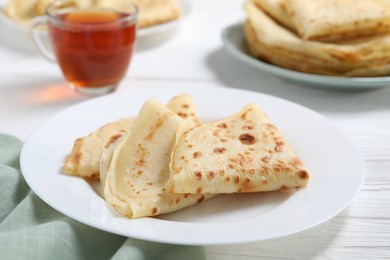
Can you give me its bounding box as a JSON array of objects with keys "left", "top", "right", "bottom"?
[
  {"left": 166, "top": 103, "right": 309, "bottom": 194},
  {"left": 102, "top": 99, "right": 212, "bottom": 218}
]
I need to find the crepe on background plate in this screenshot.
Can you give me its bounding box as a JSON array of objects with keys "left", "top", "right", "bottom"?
[
  {"left": 131, "top": 0, "right": 181, "bottom": 28},
  {"left": 102, "top": 99, "right": 213, "bottom": 218},
  {"left": 63, "top": 94, "right": 198, "bottom": 179},
  {"left": 92, "top": 0, "right": 182, "bottom": 28},
  {"left": 283, "top": 0, "right": 390, "bottom": 42},
  {"left": 251, "top": 0, "right": 294, "bottom": 31},
  {"left": 166, "top": 103, "right": 309, "bottom": 194},
  {"left": 2, "top": 0, "right": 181, "bottom": 28},
  {"left": 244, "top": 1, "right": 390, "bottom": 77}
]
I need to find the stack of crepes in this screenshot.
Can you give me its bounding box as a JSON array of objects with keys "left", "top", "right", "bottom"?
[
  {"left": 3, "top": 0, "right": 181, "bottom": 29},
  {"left": 245, "top": 0, "right": 390, "bottom": 77},
  {"left": 64, "top": 94, "right": 309, "bottom": 219}
]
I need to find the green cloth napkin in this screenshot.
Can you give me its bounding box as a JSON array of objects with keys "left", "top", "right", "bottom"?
[{"left": 0, "top": 134, "right": 205, "bottom": 260}]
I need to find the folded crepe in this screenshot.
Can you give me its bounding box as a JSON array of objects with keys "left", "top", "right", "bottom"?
[
  {"left": 102, "top": 99, "right": 212, "bottom": 218},
  {"left": 130, "top": 0, "right": 181, "bottom": 28},
  {"left": 93, "top": 0, "right": 181, "bottom": 28},
  {"left": 251, "top": 0, "right": 294, "bottom": 31},
  {"left": 63, "top": 94, "right": 197, "bottom": 179},
  {"left": 166, "top": 103, "right": 309, "bottom": 194},
  {"left": 2, "top": 0, "right": 37, "bottom": 25},
  {"left": 73, "top": 0, "right": 181, "bottom": 28},
  {"left": 244, "top": 1, "right": 390, "bottom": 76},
  {"left": 63, "top": 117, "right": 134, "bottom": 179},
  {"left": 283, "top": 0, "right": 390, "bottom": 42},
  {"left": 4, "top": 0, "right": 181, "bottom": 28}
]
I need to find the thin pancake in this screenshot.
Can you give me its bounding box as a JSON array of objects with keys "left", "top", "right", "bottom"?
[
  {"left": 244, "top": 2, "right": 390, "bottom": 76},
  {"left": 284, "top": 0, "right": 390, "bottom": 42},
  {"left": 4, "top": 0, "right": 181, "bottom": 29},
  {"left": 251, "top": 0, "right": 294, "bottom": 30},
  {"left": 245, "top": 21, "right": 390, "bottom": 76},
  {"left": 103, "top": 99, "right": 212, "bottom": 218},
  {"left": 130, "top": 0, "right": 181, "bottom": 28},
  {"left": 166, "top": 103, "right": 309, "bottom": 194},
  {"left": 63, "top": 117, "right": 134, "bottom": 179},
  {"left": 2, "top": 0, "right": 37, "bottom": 25},
  {"left": 95, "top": 0, "right": 181, "bottom": 28},
  {"left": 63, "top": 93, "right": 198, "bottom": 179}
]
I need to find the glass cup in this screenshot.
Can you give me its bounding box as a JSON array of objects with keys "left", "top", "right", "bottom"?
[{"left": 29, "top": 0, "right": 138, "bottom": 95}]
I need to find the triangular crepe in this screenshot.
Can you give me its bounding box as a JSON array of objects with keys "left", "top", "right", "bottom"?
[
  {"left": 99, "top": 134, "right": 124, "bottom": 192},
  {"left": 75, "top": 0, "right": 181, "bottom": 28},
  {"left": 283, "top": 0, "right": 390, "bottom": 42},
  {"left": 251, "top": 0, "right": 294, "bottom": 31},
  {"left": 126, "top": 0, "right": 181, "bottom": 28},
  {"left": 102, "top": 99, "right": 211, "bottom": 218},
  {"left": 166, "top": 103, "right": 309, "bottom": 194},
  {"left": 244, "top": 2, "right": 390, "bottom": 76},
  {"left": 63, "top": 94, "right": 197, "bottom": 179},
  {"left": 4, "top": 0, "right": 181, "bottom": 29},
  {"left": 63, "top": 117, "right": 134, "bottom": 179},
  {"left": 93, "top": 0, "right": 181, "bottom": 28},
  {"left": 2, "top": 0, "right": 37, "bottom": 25}
]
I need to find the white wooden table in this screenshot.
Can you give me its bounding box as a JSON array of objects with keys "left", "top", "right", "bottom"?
[{"left": 1, "top": 0, "right": 389, "bottom": 258}]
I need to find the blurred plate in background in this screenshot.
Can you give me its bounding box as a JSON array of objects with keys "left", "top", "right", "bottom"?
[
  {"left": 0, "top": 0, "right": 190, "bottom": 38},
  {"left": 222, "top": 23, "right": 390, "bottom": 90}
]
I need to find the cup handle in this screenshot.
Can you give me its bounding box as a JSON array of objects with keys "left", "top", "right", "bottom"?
[{"left": 29, "top": 16, "right": 56, "bottom": 63}]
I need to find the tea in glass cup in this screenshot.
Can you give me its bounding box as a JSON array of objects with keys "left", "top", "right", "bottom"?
[{"left": 30, "top": 0, "right": 138, "bottom": 95}]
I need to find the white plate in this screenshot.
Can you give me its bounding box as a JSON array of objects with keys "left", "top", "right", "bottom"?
[
  {"left": 137, "top": 0, "right": 190, "bottom": 37},
  {"left": 20, "top": 85, "right": 365, "bottom": 245},
  {"left": 222, "top": 23, "right": 390, "bottom": 90},
  {"left": 0, "top": 0, "right": 190, "bottom": 37}
]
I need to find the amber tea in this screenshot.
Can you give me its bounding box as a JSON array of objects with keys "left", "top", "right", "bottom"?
[
  {"left": 30, "top": 0, "right": 138, "bottom": 95},
  {"left": 47, "top": 8, "right": 136, "bottom": 93}
]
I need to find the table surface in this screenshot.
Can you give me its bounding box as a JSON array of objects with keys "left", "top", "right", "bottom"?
[{"left": 1, "top": 0, "right": 389, "bottom": 259}]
